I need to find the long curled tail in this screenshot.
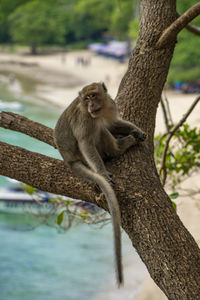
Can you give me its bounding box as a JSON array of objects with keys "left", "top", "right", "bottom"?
[{"left": 70, "top": 161, "right": 123, "bottom": 286}]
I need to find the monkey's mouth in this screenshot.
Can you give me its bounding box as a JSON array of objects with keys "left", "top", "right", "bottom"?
[
  {"left": 90, "top": 107, "right": 101, "bottom": 116},
  {"left": 93, "top": 108, "right": 101, "bottom": 113}
]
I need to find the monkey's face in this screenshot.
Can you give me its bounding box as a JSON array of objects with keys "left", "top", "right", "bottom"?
[
  {"left": 86, "top": 93, "right": 103, "bottom": 118},
  {"left": 80, "top": 83, "right": 106, "bottom": 118}
]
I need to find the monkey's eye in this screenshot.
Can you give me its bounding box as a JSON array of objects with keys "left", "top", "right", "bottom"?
[{"left": 91, "top": 93, "right": 96, "bottom": 98}]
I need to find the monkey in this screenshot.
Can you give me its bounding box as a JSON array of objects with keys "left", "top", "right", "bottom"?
[{"left": 54, "top": 82, "right": 146, "bottom": 286}]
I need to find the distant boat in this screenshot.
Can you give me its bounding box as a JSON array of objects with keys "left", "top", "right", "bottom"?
[
  {"left": 0, "top": 187, "right": 99, "bottom": 215},
  {"left": 0, "top": 187, "right": 54, "bottom": 214},
  {"left": 0, "top": 100, "right": 24, "bottom": 111}
]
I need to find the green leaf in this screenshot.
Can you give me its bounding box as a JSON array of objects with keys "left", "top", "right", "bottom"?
[
  {"left": 171, "top": 200, "right": 177, "bottom": 211},
  {"left": 79, "top": 210, "right": 89, "bottom": 220},
  {"left": 169, "top": 192, "right": 179, "bottom": 199},
  {"left": 49, "top": 198, "right": 58, "bottom": 203},
  {"left": 23, "top": 184, "right": 36, "bottom": 195},
  {"left": 57, "top": 210, "right": 65, "bottom": 225}
]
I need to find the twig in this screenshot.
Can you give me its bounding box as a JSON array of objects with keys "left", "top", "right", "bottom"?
[
  {"left": 154, "top": 94, "right": 173, "bottom": 149},
  {"left": 156, "top": 3, "right": 200, "bottom": 48},
  {"left": 163, "top": 92, "right": 174, "bottom": 127},
  {"left": 154, "top": 132, "right": 168, "bottom": 149},
  {"left": 160, "top": 97, "right": 170, "bottom": 133},
  {"left": 159, "top": 95, "right": 200, "bottom": 186}
]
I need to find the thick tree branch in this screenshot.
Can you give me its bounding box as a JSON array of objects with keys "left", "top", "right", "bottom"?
[
  {"left": 157, "top": 3, "right": 200, "bottom": 48},
  {"left": 0, "top": 140, "right": 97, "bottom": 204},
  {"left": 1, "top": 1, "right": 200, "bottom": 298},
  {"left": 0, "top": 111, "right": 55, "bottom": 147}
]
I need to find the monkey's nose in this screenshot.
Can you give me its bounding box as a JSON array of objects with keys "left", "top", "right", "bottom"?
[{"left": 89, "top": 102, "right": 95, "bottom": 109}]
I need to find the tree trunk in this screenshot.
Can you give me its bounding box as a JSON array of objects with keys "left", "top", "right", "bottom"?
[
  {"left": 0, "top": 0, "right": 200, "bottom": 299},
  {"left": 30, "top": 44, "right": 37, "bottom": 55},
  {"left": 113, "top": 0, "right": 200, "bottom": 298}
]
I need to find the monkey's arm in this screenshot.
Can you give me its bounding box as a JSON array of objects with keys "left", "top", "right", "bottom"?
[
  {"left": 78, "top": 140, "right": 111, "bottom": 181},
  {"left": 110, "top": 119, "right": 146, "bottom": 141}
]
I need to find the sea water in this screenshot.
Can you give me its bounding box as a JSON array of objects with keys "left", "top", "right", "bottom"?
[{"left": 0, "top": 87, "right": 146, "bottom": 299}]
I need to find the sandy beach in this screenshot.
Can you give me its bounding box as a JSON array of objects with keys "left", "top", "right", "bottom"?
[
  {"left": 0, "top": 50, "right": 126, "bottom": 105},
  {"left": 0, "top": 50, "right": 200, "bottom": 299}
]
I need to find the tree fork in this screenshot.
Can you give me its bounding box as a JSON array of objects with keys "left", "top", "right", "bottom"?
[{"left": 0, "top": 0, "right": 200, "bottom": 299}]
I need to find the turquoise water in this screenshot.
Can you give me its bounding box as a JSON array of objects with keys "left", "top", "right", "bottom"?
[
  {"left": 0, "top": 214, "right": 115, "bottom": 300},
  {"left": 0, "top": 89, "right": 122, "bottom": 300},
  {"left": 0, "top": 90, "right": 114, "bottom": 299},
  {"left": 0, "top": 89, "right": 61, "bottom": 187},
  {"left": 0, "top": 87, "right": 146, "bottom": 299}
]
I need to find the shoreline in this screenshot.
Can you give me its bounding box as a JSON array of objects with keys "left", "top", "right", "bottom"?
[
  {"left": 0, "top": 50, "right": 127, "bottom": 107},
  {"left": 0, "top": 50, "right": 200, "bottom": 300}
]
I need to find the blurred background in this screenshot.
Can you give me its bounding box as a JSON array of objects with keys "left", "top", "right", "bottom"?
[{"left": 0, "top": 0, "right": 199, "bottom": 299}]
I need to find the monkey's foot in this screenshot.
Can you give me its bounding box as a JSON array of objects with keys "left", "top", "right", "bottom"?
[
  {"left": 95, "top": 192, "right": 105, "bottom": 204},
  {"left": 131, "top": 130, "right": 147, "bottom": 142}
]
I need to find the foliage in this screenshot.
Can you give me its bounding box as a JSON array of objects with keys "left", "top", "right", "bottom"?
[
  {"left": 167, "top": 29, "right": 200, "bottom": 83},
  {"left": 1, "top": 0, "right": 136, "bottom": 48},
  {"left": 0, "top": 0, "right": 29, "bottom": 42},
  {"left": 70, "top": 0, "right": 115, "bottom": 40},
  {"left": 9, "top": 0, "right": 67, "bottom": 53},
  {"left": 55, "top": 197, "right": 109, "bottom": 228},
  {"left": 155, "top": 124, "right": 200, "bottom": 189},
  {"left": 169, "top": 193, "right": 179, "bottom": 211},
  {"left": 128, "top": 18, "right": 139, "bottom": 41},
  {"left": 0, "top": 0, "right": 200, "bottom": 79},
  {"left": 109, "top": 0, "right": 134, "bottom": 39},
  {"left": 167, "top": 0, "right": 200, "bottom": 83},
  {"left": 177, "top": 0, "right": 199, "bottom": 14}
]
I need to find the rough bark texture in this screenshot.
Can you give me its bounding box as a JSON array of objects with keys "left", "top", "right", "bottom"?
[
  {"left": 0, "top": 112, "right": 55, "bottom": 147},
  {"left": 1, "top": 0, "right": 200, "bottom": 299}
]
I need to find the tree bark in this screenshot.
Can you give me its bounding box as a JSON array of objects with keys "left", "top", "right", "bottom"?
[{"left": 0, "top": 0, "right": 200, "bottom": 299}]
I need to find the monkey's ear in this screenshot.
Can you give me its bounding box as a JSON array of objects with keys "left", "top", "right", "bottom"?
[{"left": 101, "top": 82, "right": 107, "bottom": 92}]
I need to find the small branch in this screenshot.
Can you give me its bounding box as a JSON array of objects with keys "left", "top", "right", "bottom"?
[
  {"left": 157, "top": 3, "right": 200, "bottom": 48},
  {"left": 185, "top": 21, "right": 200, "bottom": 36},
  {"left": 177, "top": 13, "right": 200, "bottom": 36},
  {"left": 160, "top": 97, "right": 170, "bottom": 133},
  {"left": 163, "top": 92, "right": 174, "bottom": 127},
  {"left": 176, "top": 12, "right": 200, "bottom": 36},
  {"left": 159, "top": 95, "right": 200, "bottom": 186},
  {"left": 0, "top": 111, "right": 55, "bottom": 147}
]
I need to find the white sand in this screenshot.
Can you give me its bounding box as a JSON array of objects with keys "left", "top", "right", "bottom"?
[
  {"left": 0, "top": 50, "right": 199, "bottom": 299},
  {"left": 0, "top": 50, "right": 126, "bottom": 106}
]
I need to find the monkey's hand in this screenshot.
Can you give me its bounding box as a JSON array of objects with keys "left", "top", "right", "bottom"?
[{"left": 131, "top": 129, "right": 147, "bottom": 142}]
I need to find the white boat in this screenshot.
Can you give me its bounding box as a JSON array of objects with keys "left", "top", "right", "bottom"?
[
  {"left": 0, "top": 187, "right": 54, "bottom": 214},
  {"left": 0, "top": 186, "right": 99, "bottom": 215}
]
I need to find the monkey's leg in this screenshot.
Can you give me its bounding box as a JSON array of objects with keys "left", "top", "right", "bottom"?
[
  {"left": 110, "top": 119, "right": 146, "bottom": 142},
  {"left": 101, "top": 129, "right": 136, "bottom": 158},
  {"left": 117, "top": 135, "right": 138, "bottom": 154}
]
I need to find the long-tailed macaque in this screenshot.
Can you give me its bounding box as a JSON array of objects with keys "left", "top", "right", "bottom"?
[{"left": 54, "top": 82, "right": 146, "bottom": 286}]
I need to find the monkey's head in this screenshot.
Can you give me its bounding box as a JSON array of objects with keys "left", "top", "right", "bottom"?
[{"left": 79, "top": 82, "right": 107, "bottom": 118}]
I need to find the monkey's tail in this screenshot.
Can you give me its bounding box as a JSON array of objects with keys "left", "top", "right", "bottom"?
[{"left": 70, "top": 161, "right": 123, "bottom": 286}]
